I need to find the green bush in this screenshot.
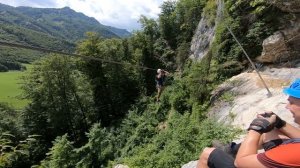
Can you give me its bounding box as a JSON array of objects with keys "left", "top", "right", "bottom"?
[
  {"left": 121, "top": 112, "right": 241, "bottom": 168},
  {"left": 40, "top": 135, "right": 76, "bottom": 168}
]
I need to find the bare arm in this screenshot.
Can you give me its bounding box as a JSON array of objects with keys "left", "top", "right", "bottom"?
[
  {"left": 235, "top": 115, "right": 277, "bottom": 168},
  {"left": 157, "top": 73, "right": 162, "bottom": 79},
  {"left": 278, "top": 123, "right": 300, "bottom": 138},
  {"left": 234, "top": 131, "right": 266, "bottom": 168},
  {"left": 163, "top": 70, "right": 170, "bottom": 75}
]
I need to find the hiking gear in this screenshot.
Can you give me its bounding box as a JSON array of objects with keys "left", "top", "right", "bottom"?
[
  {"left": 257, "top": 141, "right": 300, "bottom": 167},
  {"left": 283, "top": 78, "right": 300, "bottom": 98},
  {"left": 212, "top": 140, "right": 239, "bottom": 158},
  {"left": 207, "top": 149, "right": 236, "bottom": 168},
  {"left": 248, "top": 118, "right": 274, "bottom": 134},
  {"left": 262, "top": 139, "right": 289, "bottom": 151},
  {"left": 207, "top": 148, "right": 235, "bottom": 168},
  {"left": 274, "top": 115, "right": 286, "bottom": 129},
  {"left": 282, "top": 138, "right": 300, "bottom": 144},
  {"left": 261, "top": 112, "right": 286, "bottom": 129}
]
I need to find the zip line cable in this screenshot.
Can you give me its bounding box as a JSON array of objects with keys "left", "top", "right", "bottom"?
[
  {"left": 0, "top": 41, "right": 157, "bottom": 71},
  {"left": 1, "top": 2, "right": 298, "bottom": 82}
]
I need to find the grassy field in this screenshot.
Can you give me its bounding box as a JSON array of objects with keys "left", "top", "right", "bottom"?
[{"left": 0, "top": 65, "right": 32, "bottom": 109}]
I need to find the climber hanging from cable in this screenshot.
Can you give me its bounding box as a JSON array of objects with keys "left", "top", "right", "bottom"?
[{"left": 155, "top": 68, "right": 170, "bottom": 102}]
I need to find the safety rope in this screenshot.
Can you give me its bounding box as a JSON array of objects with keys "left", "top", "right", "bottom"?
[{"left": 226, "top": 26, "right": 272, "bottom": 97}]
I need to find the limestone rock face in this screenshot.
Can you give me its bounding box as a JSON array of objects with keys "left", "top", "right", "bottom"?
[
  {"left": 256, "top": 18, "right": 300, "bottom": 65},
  {"left": 256, "top": 1, "right": 300, "bottom": 65},
  {"left": 207, "top": 67, "right": 300, "bottom": 130},
  {"left": 268, "top": 0, "right": 300, "bottom": 13},
  {"left": 190, "top": 17, "right": 215, "bottom": 60},
  {"left": 190, "top": 0, "right": 224, "bottom": 60},
  {"left": 257, "top": 27, "right": 300, "bottom": 63}
]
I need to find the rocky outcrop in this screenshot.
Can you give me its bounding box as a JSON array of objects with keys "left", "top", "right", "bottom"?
[
  {"left": 189, "top": 17, "right": 215, "bottom": 60},
  {"left": 256, "top": 1, "right": 300, "bottom": 65},
  {"left": 114, "top": 164, "right": 129, "bottom": 168},
  {"left": 267, "top": 0, "right": 300, "bottom": 13},
  {"left": 256, "top": 25, "right": 300, "bottom": 64},
  {"left": 208, "top": 67, "right": 300, "bottom": 129},
  {"left": 181, "top": 160, "right": 198, "bottom": 168},
  {"left": 190, "top": 0, "right": 224, "bottom": 60}
]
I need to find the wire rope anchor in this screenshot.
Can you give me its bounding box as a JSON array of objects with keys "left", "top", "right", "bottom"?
[{"left": 226, "top": 26, "right": 272, "bottom": 97}]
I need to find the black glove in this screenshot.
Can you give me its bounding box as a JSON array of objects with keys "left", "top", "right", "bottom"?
[
  {"left": 261, "top": 112, "right": 286, "bottom": 129},
  {"left": 248, "top": 118, "right": 274, "bottom": 134}
]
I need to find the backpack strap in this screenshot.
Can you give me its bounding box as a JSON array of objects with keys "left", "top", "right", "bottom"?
[{"left": 282, "top": 138, "right": 300, "bottom": 144}]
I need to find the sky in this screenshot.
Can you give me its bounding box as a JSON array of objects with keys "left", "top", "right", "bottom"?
[{"left": 0, "top": 0, "right": 167, "bottom": 31}]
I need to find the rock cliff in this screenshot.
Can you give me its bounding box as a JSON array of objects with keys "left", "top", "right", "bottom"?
[
  {"left": 256, "top": 1, "right": 300, "bottom": 65},
  {"left": 189, "top": 0, "right": 223, "bottom": 60},
  {"left": 268, "top": 0, "right": 300, "bottom": 13},
  {"left": 182, "top": 1, "right": 300, "bottom": 167},
  {"left": 256, "top": 17, "right": 300, "bottom": 65}
]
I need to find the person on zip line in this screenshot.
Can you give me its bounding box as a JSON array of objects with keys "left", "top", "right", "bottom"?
[
  {"left": 197, "top": 78, "right": 300, "bottom": 168},
  {"left": 155, "top": 68, "right": 169, "bottom": 102}
]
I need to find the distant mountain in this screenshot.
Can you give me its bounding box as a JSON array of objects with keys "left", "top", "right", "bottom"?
[
  {"left": 0, "top": 3, "right": 131, "bottom": 42},
  {"left": 107, "top": 26, "right": 132, "bottom": 38},
  {"left": 0, "top": 3, "right": 131, "bottom": 67}
]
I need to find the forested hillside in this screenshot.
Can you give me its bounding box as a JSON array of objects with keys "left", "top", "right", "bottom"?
[
  {"left": 0, "top": 0, "right": 299, "bottom": 167},
  {"left": 0, "top": 3, "right": 130, "bottom": 71}
]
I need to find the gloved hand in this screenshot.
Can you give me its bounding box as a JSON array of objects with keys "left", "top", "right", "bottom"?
[
  {"left": 261, "top": 112, "right": 286, "bottom": 129},
  {"left": 248, "top": 118, "right": 275, "bottom": 134}
]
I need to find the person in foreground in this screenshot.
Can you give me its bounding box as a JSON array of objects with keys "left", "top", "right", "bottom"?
[
  {"left": 197, "top": 78, "right": 300, "bottom": 168},
  {"left": 155, "top": 69, "right": 169, "bottom": 102}
]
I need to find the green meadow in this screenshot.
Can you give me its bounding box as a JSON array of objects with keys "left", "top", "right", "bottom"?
[{"left": 0, "top": 65, "right": 32, "bottom": 109}]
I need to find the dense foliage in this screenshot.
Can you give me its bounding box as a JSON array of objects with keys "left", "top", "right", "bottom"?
[
  {"left": 211, "top": 0, "right": 289, "bottom": 79},
  {"left": 0, "top": 0, "right": 292, "bottom": 167}
]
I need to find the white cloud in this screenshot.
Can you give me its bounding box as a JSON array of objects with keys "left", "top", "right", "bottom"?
[{"left": 0, "top": 0, "right": 166, "bottom": 31}]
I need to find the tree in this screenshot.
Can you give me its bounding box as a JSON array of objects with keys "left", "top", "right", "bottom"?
[
  {"left": 175, "top": 0, "right": 205, "bottom": 42},
  {"left": 22, "top": 54, "right": 93, "bottom": 143},
  {"left": 77, "top": 32, "right": 115, "bottom": 127},
  {"left": 75, "top": 124, "right": 114, "bottom": 168},
  {"left": 41, "top": 135, "right": 76, "bottom": 168},
  {"left": 159, "top": 1, "right": 178, "bottom": 50},
  {"left": 77, "top": 32, "right": 141, "bottom": 126},
  {"left": 0, "top": 103, "right": 22, "bottom": 138}
]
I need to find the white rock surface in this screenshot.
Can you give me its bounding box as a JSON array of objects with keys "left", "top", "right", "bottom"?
[
  {"left": 181, "top": 160, "right": 198, "bottom": 168},
  {"left": 209, "top": 67, "right": 300, "bottom": 131},
  {"left": 114, "top": 164, "right": 129, "bottom": 168}
]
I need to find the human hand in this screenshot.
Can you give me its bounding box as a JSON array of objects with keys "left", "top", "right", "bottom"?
[
  {"left": 163, "top": 70, "right": 170, "bottom": 75},
  {"left": 248, "top": 115, "right": 276, "bottom": 134},
  {"left": 260, "top": 112, "right": 286, "bottom": 129}
]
